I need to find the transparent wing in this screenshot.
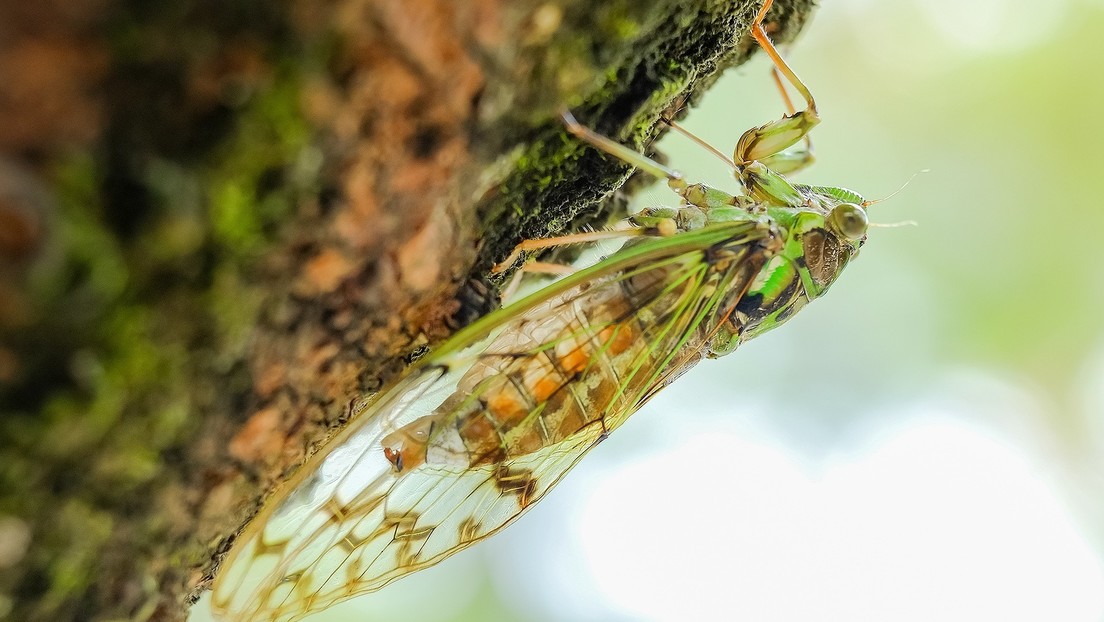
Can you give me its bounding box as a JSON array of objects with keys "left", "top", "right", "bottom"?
[{"left": 211, "top": 222, "right": 771, "bottom": 622}]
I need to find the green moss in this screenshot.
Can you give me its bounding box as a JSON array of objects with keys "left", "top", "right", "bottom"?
[
  {"left": 1, "top": 51, "right": 315, "bottom": 622},
  {"left": 49, "top": 157, "right": 130, "bottom": 305},
  {"left": 208, "top": 76, "right": 311, "bottom": 257},
  {"left": 41, "top": 501, "right": 113, "bottom": 614},
  {"left": 597, "top": 3, "right": 644, "bottom": 41}
]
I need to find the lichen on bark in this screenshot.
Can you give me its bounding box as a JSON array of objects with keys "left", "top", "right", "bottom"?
[{"left": 0, "top": 0, "right": 814, "bottom": 619}]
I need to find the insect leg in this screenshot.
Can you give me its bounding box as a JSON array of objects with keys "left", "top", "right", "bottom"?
[
  {"left": 757, "top": 63, "right": 815, "bottom": 175},
  {"left": 491, "top": 227, "right": 658, "bottom": 275},
  {"left": 562, "top": 111, "right": 742, "bottom": 216},
  {"left": 500, "top": 261, "right": 576, "bottom": 303},
  {"left": 494, "top": 110, "right": 687, "bottom": 278},
  {"left": 733, "top": 0, "right": 820, "bottom": 168},
  {"left": 661, "top": 117, "right": 737, "bottom": 169},
  {"left": 561, "top": 110, "right": 689, "bottom": 194},
  {"left": 564, "top": 111, "right": 760, "bottom": 217},
  {"left": 659, "top": 66, "right": 814, "bottom": 175}
]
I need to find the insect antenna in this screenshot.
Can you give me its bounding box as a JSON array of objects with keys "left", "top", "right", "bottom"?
[
  {"left": 862, "top": 169, "right": 928, "bottom": 207},
  {"left": 868, "top": 219, "right": 919, "bottom": 229}
]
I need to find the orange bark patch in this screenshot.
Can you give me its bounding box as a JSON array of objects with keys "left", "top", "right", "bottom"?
[
  {"left": 297, "top": 248, "right": 356, "bottom": 295},
  {"left": 228, "top": 407, "right": 285, "bottom": 463},
  {"left": 252, "top": 358, "right": 287, "bottom": 398},
  {"left": 0, "top": 37, "right": 108, "bottom": 151},
  {"left": 396, "top": 212, "right": 452, "bottom": 292},
  {"left": 334, "top": 159, "right": 380, "bottom": 251},
  {"left": 0, "top": 195, "right": 43, "bottom": 261}
]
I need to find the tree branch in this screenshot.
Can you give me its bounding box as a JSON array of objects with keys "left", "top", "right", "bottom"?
[{"left": 0, "top": 0, "right": 815, "bottom": 619}]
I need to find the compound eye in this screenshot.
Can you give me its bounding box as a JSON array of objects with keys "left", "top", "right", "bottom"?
[{"left": 828, "top": 203, "right": 868, "bottom": 241}]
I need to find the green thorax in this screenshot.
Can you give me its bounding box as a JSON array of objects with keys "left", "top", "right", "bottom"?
[{"left": 677, "top": 177, "right": 868, "bottom": 358}]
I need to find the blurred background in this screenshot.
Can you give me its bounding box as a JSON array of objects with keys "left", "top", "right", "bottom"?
[{"left": 193, "top": 0, "right": 1104, "bottom": 619}]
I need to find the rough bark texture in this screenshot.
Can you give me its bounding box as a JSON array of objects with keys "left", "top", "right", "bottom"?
[{"left": 0, "top": 0, "right": 814, "bottom": 620}]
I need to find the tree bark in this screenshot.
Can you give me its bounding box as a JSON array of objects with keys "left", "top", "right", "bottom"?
[{"left": 0, "top": 0, "right": 814, "bottom": 619}]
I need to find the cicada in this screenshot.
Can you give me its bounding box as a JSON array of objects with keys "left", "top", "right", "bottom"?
[{"left": 211, "top": 1, "right": 871, "bottom": 620}]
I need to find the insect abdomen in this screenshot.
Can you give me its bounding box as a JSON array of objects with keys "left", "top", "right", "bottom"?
[{"left": 384, "top": 266, "right": 684, "bottom": 472}]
